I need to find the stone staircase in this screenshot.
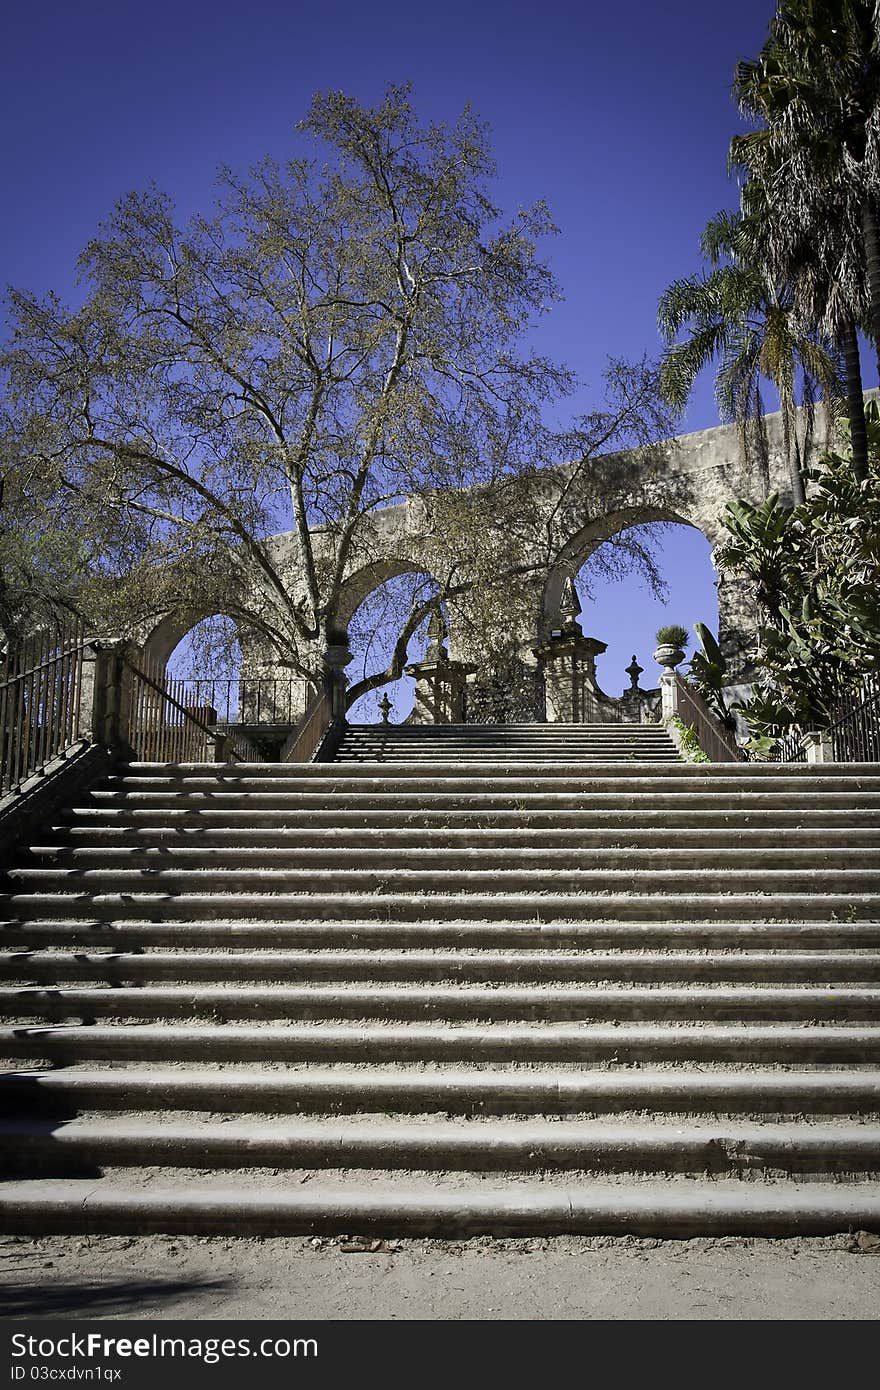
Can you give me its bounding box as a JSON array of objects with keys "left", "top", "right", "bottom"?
[
  {"left": 333, "top": 722, "right": 682, "bottom": 762},
  {"left": 1, "top": 721, "right": 880, "bottom": 1237}
]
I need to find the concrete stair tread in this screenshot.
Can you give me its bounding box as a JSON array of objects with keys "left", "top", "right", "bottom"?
[
  {"left": 49, "top": 826, "right": 880, "bottom": 845},
  {"left": 5, "top": 918, "right": 880, "bottom": 943},
  {"left": 6, "top": 1065, "right": 880, "bottom": 1110},
  {"left": 4, "top": 1117, "right": 879, "bottom": 1172},
  {"left": 60, "top": 808, "right": 880, "bottom": 825},
  {"left": 108, "top": 767, "right": 878, "bottom": 778},
  {"left": 5, "top": 891, "right": 880, "bottom": 927},
  {"left": 3, "top": 1021, "right": 879, "bottom": 1059},
  {"left": 6, "top": 982, "right": 879, "bottom": 1002},
  {"left": 5, "top": 1115, "right": 876, "bottom": 1141},
  {"left": 1, "top": 1178, "right": 879, "bottom": 1236},
  {"left": 84, "top": 787, "right": 880, "bottom": 801},
  {"left": 21, "top": 847, "right": 879, "bottom": 868},
  {"left": 11, "top": 868, "right": 880, "bottom": 887},
  {"left": 5, "top": 948, "right": 879, "bottom": 984}
]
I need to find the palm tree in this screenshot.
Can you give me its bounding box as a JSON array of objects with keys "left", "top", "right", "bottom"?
[
  {"left": 737, "top": 168, "right": 871, "bottom": 481},
  {"left": 659, "top": 210, "right": 839, "bottom": 505},
  {"left": 732, "top": 1, "right": 880, "bottom": 379}
]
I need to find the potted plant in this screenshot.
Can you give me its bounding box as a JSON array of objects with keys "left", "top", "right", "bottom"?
[{"left": 653, "top": 623, "right": 689, "bottom": 670}]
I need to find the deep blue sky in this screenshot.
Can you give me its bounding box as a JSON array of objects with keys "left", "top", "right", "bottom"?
[{"left": 1, "top": 0, "right": 779, "bottom": 708}]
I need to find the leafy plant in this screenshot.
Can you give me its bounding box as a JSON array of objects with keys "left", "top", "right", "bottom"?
[
  {"left": 687, "top": 624, "right": 737, "bottom": 730},
  {"left": 668, "top": 715, "right": 710, "bottom": 763},
  {"left": 718, "top": 407, "right": 880, "bottom": 741},
  {"left": 655, "top": 623, "right": 689, "bottom": 649}
]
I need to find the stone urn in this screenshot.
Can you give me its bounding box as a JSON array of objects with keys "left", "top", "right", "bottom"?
[{"left": 653, "top": 643, "right": 685, "bottom": 671}]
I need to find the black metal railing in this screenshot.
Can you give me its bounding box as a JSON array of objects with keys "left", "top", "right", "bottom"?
[
  {"left": 828, "top": 673, "right": 880, "bottom": 762},
  {"left": 124, "top": 653, "right": 267, "bottom": 763},
  {"left": 763, "top": 728, "right": 808, "bottom": 764},
  {"left": 671, "top": 674, "right": 744, "bottom": 762},
  {"left": 174, "top": 676, "right": 303, "bottom": 728},
  {"left": 0, "top": 620, "right": 88, "bottom": 796}
]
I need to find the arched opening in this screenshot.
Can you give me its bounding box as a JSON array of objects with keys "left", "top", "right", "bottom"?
[
  {"left": 166, "top": 614, "right": 242, "bottom": 682},
  {"left": 343, "top": 568, "right": 442, "bottom": 723},
  {"left": 162, "top": 613, "right": 307, "bottom": 754},
  {"left": 544, "top": 512, "right": 719, "bottom": 697}
]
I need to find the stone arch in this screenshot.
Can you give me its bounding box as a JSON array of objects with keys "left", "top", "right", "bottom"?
[
  {"left": 541, "top": 505, "right": 715, "bottom": 639},
  {"left": 339, "top": 558, "right": 458, "bottom": 723},
  {"left": 141, "top": 607, "right": 229, "bottom": 667},
  {"left": 334, "top": 557, "right": 440, "bottom": 633}
]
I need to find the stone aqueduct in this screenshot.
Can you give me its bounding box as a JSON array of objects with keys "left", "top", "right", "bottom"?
[{"left": 139, "top": 411, "right": 797, "bottom": 721}]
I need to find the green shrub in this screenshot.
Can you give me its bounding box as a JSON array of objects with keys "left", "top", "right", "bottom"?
[
  {"left": 655, "top": 623, "right": 689, "bottom": 649},
  {"left": 669, "top": 714, "right": 710, "bottom": 762}
]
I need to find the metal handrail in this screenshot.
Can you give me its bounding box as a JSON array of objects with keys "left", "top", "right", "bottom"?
[
  {"left": 123, "top": 651, "right": 244, "bottom": 763},
  {"left": 282, "top": 687, "right": 333, "bottom": 762},
  {"left": 672, "top": 673, "right": 744, "bottom": 763},
  {"left": 826, "top": 674, "right": 880, "bottom": 762},
  {"left": 0, "top": 621, "right": 88, "bottom": 796},
  {"left": 174, "top": 675, "right": 303, "bottom": 727},
  {"left": 762, "top": 727, "right": 808, "bottom": 764}
]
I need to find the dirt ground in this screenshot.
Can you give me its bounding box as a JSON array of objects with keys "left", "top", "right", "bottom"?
[{"left": 1, "top": 1231, "right": 879, "bottom": 1320}]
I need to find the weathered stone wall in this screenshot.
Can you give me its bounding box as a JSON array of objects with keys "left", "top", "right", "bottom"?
[{"left": 138, "top": 402, "right": 847, "bottom": 708}]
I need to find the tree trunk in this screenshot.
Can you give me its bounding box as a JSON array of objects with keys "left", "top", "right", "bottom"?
[
  {"left": 861, "top": 199, "right": 880, "bottom": 383},
  {"left": 781, "top": 393, "right": 806, "bottom": 506},
  {"left": 839, "top": 319, "right": 869, "bottom": 483}
]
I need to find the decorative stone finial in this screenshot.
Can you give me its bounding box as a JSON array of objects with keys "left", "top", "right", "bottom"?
[
  {"left": 426, "top": 607, "right": 448, "bottom": 660},
  {"left": 378, "top": 692, "right": 393, "bottom": 724},
  {"left": 625, "top": 654, "right": 643, "bottom": 691},
  {"left": 559, "top": 575, "right": 581, "bottom": 632}
]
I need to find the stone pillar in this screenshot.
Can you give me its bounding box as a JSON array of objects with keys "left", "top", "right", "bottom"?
[
  {"left": 803, "top": 730, "right": 833, "bottom": 763},
  {"left": 78, "top": 639, "right": 139, "bottom": 753},
  {"left": 533, "top": 573, "right": 610, "bottom": 723},
  {"left": 715, "top": 565, "right": 761, "bottom": 686},
  {"left": 534, "top": 632, "right": 609, "bottom": 722},
  {"left": 406, "top": 613, "right": 475, "bottom": 723},
  {"left": 659, "top": 670, "right": 679, "bottom": 723},
  {"left": 406, "top": 657, "right": 474, "bottom": 723},
  {"left": 322, "top": 633, "right": 353, "bottom": 721}
]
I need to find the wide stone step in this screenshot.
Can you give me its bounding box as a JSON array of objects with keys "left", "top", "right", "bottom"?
[
  {"left": 6, "top": 1065, "right": 879, "bottom": 1115},
  {"left": 6, "top": 918, "right": 879, "bottom": 950},
  {"left": 5, "top": 890, "right": 880, "bottom": 922},
  {"left": 95, "top": 767, "right": 880, "bottom": 791},
  {"left": 60, "top": 806, "right": 880, "bottom": 830},
  {"left": 80, "top": 790, "right": 880, "bottom": 812},
  {"left": 49, "top": 825, "right": 880, "bottom": 850},
  {"left": 3, "top": 1177, "right": 879, "bottom": 1237},
  {"left": 22, "top": 845, "right": 880, "bottom": 872},
  {"left": 3, "top": 1021, "right": 879, "bottom": 1064},
  {"left": 3, "top": 1116, "right": 878, "bottom": 1175},
  {"left": 327, "top": 751, "right": 682, "bottom": 763},
  {"left": 10, "top": 867, "right": 880, "bottom": 897},
  {"left": 5, "top": 948, "right": 879, "bottom": 986},
  {"left": 4, "top": 982, "right": 878, "bottom": 1023},
  {"left": 118, "top": 760, "right": 731, "bottom": 777}
]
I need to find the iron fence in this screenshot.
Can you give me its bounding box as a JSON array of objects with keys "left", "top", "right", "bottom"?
[
  {"left": 0, "top": 620, "right": 88, "bottom": 796},
  {"left": 762, "top": 728, "right": 807, "bottom": 764},
  {"left": 828, "top": 673, "right": 880, "bottom": 762},
  {"left": 673, "top": 674, "right": 744, "bottom": 763},
  {"left": 174, "top": 675, "right": 303, "bottom": 728},
  {"left": 125, "top": 652, "right": 228, "bottom": 763}
]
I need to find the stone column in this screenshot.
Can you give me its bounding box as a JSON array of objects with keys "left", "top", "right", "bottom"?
[
  {"left": 406, "top": 657, "right": 474, "bottom": 723},
  {"left": 803, "top": 730, "right": 833, "bottom": 763},
  {"left": 715, "top": 565, "right": 761, "bottom": 686},
  {"left": 406, "top": 613, "right": 475, "bottom": 723},
  {"left": 322, "top": 633, "right": 353, "bottom": 721},
  {"left": 78, "top": 639, "right": 139, "bottom": 753},
  {"left": 534, "top": 632, "right": 609, "bottom": 723}
]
